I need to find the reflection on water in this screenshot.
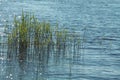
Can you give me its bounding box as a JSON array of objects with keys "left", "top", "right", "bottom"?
[{"left": 2, "top": 35, "right": 80, "bottom": 80}]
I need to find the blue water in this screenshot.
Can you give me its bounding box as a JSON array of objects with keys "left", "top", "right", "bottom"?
[{"left": 0, "top": 0, "right": 120, "bottom": 80}]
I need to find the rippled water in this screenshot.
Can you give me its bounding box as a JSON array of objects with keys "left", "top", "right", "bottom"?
[{"left": 0, "top": 0, "right": 120, "bottom": 80}]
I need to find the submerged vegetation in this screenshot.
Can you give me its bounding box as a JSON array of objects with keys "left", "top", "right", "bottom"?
[{"left": 6, "top": 11, "right": 80, "bottom": 80}]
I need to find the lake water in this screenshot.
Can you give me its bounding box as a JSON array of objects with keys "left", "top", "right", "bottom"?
[{"left": 0, "top": 0, "right": 120, "bottom": 80}]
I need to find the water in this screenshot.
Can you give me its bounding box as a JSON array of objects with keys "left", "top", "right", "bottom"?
[{"left": 0, "top": 0, "right": 120, "bottom": 80}]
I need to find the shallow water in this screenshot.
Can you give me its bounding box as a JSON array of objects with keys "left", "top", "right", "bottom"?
[{"left": 0, "top": 0, "right": 120, "bottom": 80}]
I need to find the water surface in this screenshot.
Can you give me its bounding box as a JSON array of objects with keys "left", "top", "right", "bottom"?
[{"left": 0, "top": 0, "right": 120, "bottom": 80}]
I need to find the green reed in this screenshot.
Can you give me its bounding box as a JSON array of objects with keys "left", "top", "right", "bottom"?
[
  {"left": 6, "top": 11, "right": 81, "bottom": 80},
  {"left": 7, "top": 11, "right": 80, "bottom": 60}
]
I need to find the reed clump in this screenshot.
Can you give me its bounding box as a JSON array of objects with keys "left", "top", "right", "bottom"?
[
  {"left": 6, "top": 11, "right": 81, "bottom": 80},
  {"left": 7, "top": 11, "right": 80, "bottom": 62}
]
